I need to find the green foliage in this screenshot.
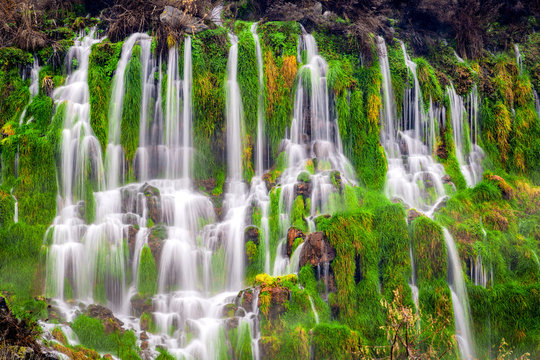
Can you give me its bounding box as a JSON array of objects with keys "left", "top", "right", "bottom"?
[
  {"left": 137, "top": 245, "right": 158, "bottom": 297},
  {"left": 0, "top": 66, "right": 30, "bottom": 128},
  {"left": 410, "top": 216, "right": 447, "bottom": 282},
  {"left": 387, "top": 40, "right": 408, "bottom": 117},
  {"left": 121, "top": 45, "right": 142, "bottom": 166},
  {"left": 414, "top": 57, "right": 444, "bottom": 107},
  {"left": 71, "top": 315, "right": 141, "bottom": 358},
  {"left": 191, "top": 28, "right": 229, "bottom": 181},
  {"left": 237, "top": 26, "right": 258, "bottom": 182},
  {"left": 88, "top": 40, "right": 123, "bottom": 151},
  {"left": 311, "top": 322, "right": 362, "bottom": 360},
  {"left": 24, "top": 95, "right": 53, "bottom": 131}
]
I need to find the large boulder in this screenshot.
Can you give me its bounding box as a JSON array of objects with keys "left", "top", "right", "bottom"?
[
  {"left": 85, "top": 304, "right": 124, "bottom": 334},
  {"left": 244, "top": 225, "right": 260, "bottom": 245},
  {"left": 299, "top": 232, "right": 336, "bottom": 268}
]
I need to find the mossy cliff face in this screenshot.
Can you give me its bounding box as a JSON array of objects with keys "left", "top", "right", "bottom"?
[{"left": 0, "top": 4, "right": 538, "bottom": 359}]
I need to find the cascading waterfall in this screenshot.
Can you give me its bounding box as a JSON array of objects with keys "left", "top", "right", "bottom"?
[
  {"left": 46, "top": 29, "right": 109, "bottom": 302},
  {"left": 447, "top": 85, "right": 484, "bottom": 186},
  {"left": 443, "top": 228, "right": 475, "bottom": 360},
  {"left": 10, "top": 187, "right": 18, "bottom": 223},
  {"left": 106, "top": 33, "right": 151, "bottom": 188},
  {"left": 514, "top": 44, "right": 523, "bottom": 74},
  {"left": 534, "top": 89, "right": 540, "bottom": 118},
  {"left": 377, "top": 36, "right": 447, "bottom": 212},
  {"left": 272, "top": 30, "right": 356, "bottom": 275},
  {"left": 19, "top": 57, "right": 41, "bottom": 125},
  {"left": 249, "top": 23, "right": 272, "bottom": 274},
  {"left": 409, "top": 246, "right": 419, "bottom": 310}
]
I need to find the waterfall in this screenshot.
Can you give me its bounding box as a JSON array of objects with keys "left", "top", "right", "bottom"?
[
  {"left": 220, "top": 32, "right": 248, "bottom": 290},
  {"left": 534, "top": 89, "right": 540, "bottom": 118},
  {"left": 409, "top": 245, "right": 419, "bottom": 310},
  {"left": 134, "top": 37, "right": 155, "bottom": 182},
  {"left": 308, "top": 295, "right": 320, "bottom": 324},
  {"left": 447, "top": 85, "right": 484, "bottom": 186},
  {"left": 443, "top": 228, "right": 475, "bottom": 360},
  {"left": 248, "top": 23, "right": 272, "bottom": 274},
  {"left": 272, "top": 29, "right": 356, "bottom": 275},
  {"left": 182, "top": 36, "right": 193, "bottom": 183},
  {"left": 19, "top": 57, "right": 41, "bottom": 125},
  {"left": 46, "top": 29, "right": 107, "bottom": 301},
  {"left": 106, "top": 33, "right": 151, "bottom": 188},
  {"left": 251, "top": 23, "right": 266, "bottom": 176},
  {"left": 377, "top": 37, "right": 447, "bottom": 212},
  {"left": 514, "top": 44, "right": 523, "bottom": 74},
  {"left": 10, "top": 188, "right": 18, "bottom": 223}
]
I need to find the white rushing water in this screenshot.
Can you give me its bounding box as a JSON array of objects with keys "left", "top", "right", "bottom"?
[
  {"left": 514, "top": 43, "right": 523, "bottom": 74},
  {"left": 19, "top": 57, "right": 41, "bottom": 125},
  {"left": 272, "top": 29, "right": 356, "bottom": 275},
  {"left": 45, "top": 30, "right": 262, "bottom": 359},
  {"left": 10, "top": 187, "right": 18, "bottom": 223},
  {"left": 443, "top": 228, "right": 475, "bottom": 360},
  {"left": 377, "top": 37, "right": 447, "bottom": 212},
  {"left": 447, "top": 85, "right": 484, "bottom": 186},
  {"left": 106, "top": 33, "right": 151, "bottom": 189}
]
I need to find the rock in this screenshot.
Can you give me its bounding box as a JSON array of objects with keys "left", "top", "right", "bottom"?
[
  {"left": 244, "top": 225, "right": 260, "bottom": 245},
  {"left": 286, "top": 228, "right": 305, "bottom": 258},
  {"left": 294, "top": 181, "right": 312, "bottom": 200},
  {"left": 140, "top": 331, "right": 149, "bottom": 341},
  {"left": 330, "top": 170, "right": 342, "bottom": 190},
  {"left": 236, "top": 288, "right": 255, "bottom": 311},
  {"left": 85, "top": 304, "right": 124, "bottom": 334},
  {"left": 299, "top": 232, "right": 336, "bottom": 268},
  {"left": 140, "top": 183, "right": 162, "bottom": 225},
  {"left": 262, "top": 172, "right": 276, "bottom": 192},
  {"left": 422, "top": 172, "right": 434, "bottom": 188},
  {"left": 147, "top": 224, "right": 167, "bottom": 262},
  {"left": 121, "top": 186, "right": 139, "bottom": 214},
  {"left": 313, "top": 140, "right": 333, "bottom": 158},
  {"left": 123, "top": 212, "right": 139, "bottom": 226},
  {"left": 125, "top": 225, "right": 139, "bottom": 255},
  {"left": 399, "top": 137, "right": 409, "bottom": 156},
  {"left": 407, "top": 209, "right": 423, "bottom": 223},
  {"left": 131, "top": 295, "right": 154, "bottom": 317},
  {"left": 222, "top": 303, "right": 238, "bottom": 318},
  {"left": 141, "top": 341, "right": 149, "bottom": 350},
  {"left": 441, "top": 175, "right": 452, "bottom": 184},
  {"left": 160, "top": 6, "right": 208, "bottom": 33},
  {"left": 259, "top": 286, "right": 290, "bottom": 320}
]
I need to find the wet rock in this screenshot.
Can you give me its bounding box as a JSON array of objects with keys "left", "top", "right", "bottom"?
[
  {"left": 407, "top": 209, "right": 423, "bottom": 223},
  {"left": 140, "top": 183, "right": 162, "bottom": 225},
  {"left": 85, "top": 304, "right": 124, "bottom": 334},
  {"left": 294, "top": 181, "right": 312, "bottom": 200},
  {"left": 123, "top": 212, "right": 139, "bottom": 226},
  {"left": 313, "top": 140, "right": 333, "bottom": 158},
  {"left": 131, "top": 295, "right": 154, "bottom": 317},
  {"left": 140, "top": 331, "right": 149, "bottom": 341},
  {"left": 330, "top": 170, "right": 342, "bottom": 190},
  {"left": 441, "top": 175, "right": 452, "bottom": 184},
  {"left": 160, "top": 6, "right": 209, "bottom": 33},
  {"left": 121, "top": 186, "right": 139, "bottom": 214},
  {"left": 141, "top": 341, "right": 149, "bottom": 350},
  {"left": 75, "top": 200, "right": 85, "bottom": 220},
  {"left": 259, "top": 286, "right": 290, "bottom": 320},
  {"left": 125, "top": 225, "right": 139, "bottom": 255},
  {"left": 422, "top": 172, "right": 434, "bottom": 189},
  {"left": 222, "top": 303, "right": 238, "bottom": 318},
  {"left": 244, "top": 225, "right": 260, "bottom": 245},
  {"left": 399, "top": 137, "right": 409, "bottom": 156},
  {"left": 224, "top": 317, "right": 239, "bottom": 330},
  {"left": 148, "top": 224, "right": 167, "bottom": 262},
  {"left": 299, "top": 232, "right": 336, "bottom": 268},
  {"left": 262, "top": 172, "right": 276, "bottom": 192},
  {"left": 236, "top": 288, "right": 255, "bottom": 311},
  {"left": 286, "top": 227, "right": 305, "bottom": 258}
]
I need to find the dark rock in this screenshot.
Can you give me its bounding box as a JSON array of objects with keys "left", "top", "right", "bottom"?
[
  {"left": 125, "top": 225, "right": 139, "bottom": 255},
  {"left": 294, "top": 182, "right": 312, "bottom": 200},
  {"left": 422, "top": 172, "right": 434, "bottom": 189},
  {"left": 85, "top": 304, "right": 124, "bottom": 334},
  {"left": 299, "top": 232, "right": 336, "bottom": 268},
  {"left": 222, "top": 303, "right": 238, "bottom": 318},
  {"left": 140, "top": 183, "right": 162, "bottom": 225},
  {"left": 236, "top": 288, "right": 255, "bottom": 311},
  {"left": 399, "top": 137, "right": 409, "bottom": 156},
  {"left": 441, "top": 175, "right": 452, "bottom": 184},
  {"left": 140, "top": 331, "right": 149, "bottom": 341},
  {"left": 148, "top": 224, "right": 167, "bottom": 262},
  {"left": 121, "top": 186, "right": 139, "bottom": 214},
  {"left": 259, "top": 286, "right": 290, "bottom": 319},
  {"left": 141, "top": 341, "right": 149, "bottom": 350},
  {"left": 131, "top": 295, "right": 153, "bottom": 317},
  {"left": 244, "top": 225, "right": 260, "bottom": 245},
  {"left": 123, "top": 212, "right": 139, "bottom": 226},
  {"left": 286, "top": 228, "right": 305, "bottom": 258}
]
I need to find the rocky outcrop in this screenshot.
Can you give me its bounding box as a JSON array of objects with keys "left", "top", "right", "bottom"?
[
  {"left": 244, "top": 225, "right": 260, "bottom": 245},
  {"left": 407, "top": 209, "right": 423, "bottom": 223},
  {"left": 85, "top": 304, "right": 124, "bottom": 334},
  {"left": 140, "top": 183, "right": 162, "bottom": 225},
  {"left": 286, "top": 227, "right": 305, "bottom": 258},
  {"left": 147, "top": 224, "right": 167, "bottom": 263},
  {"left": 299, "top": 232, "right": 336, "bottom": 268},
  {"left": 130, "top": 295, "right": 154, "bottom": 317}
]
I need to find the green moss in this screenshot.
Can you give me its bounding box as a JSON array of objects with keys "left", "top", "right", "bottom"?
[
  {"left": 290, "top": 195, "right": 307, "bottom": 231},
  {"left": 237, "top": 26, "right": 258, "bottom": 183},
  {"left": 88, "top": 40, "right": 123, "bottom": 151},
  {"left": 311, "top": 323, "right": 362, "bottom": 360},
  {"left": 24, "top": 95, "right": 53, "bottom": 131},
  {"left": 414, "top": 57, "right": 444, "bottom": 107},
  {"left": 387, "top": 40, "right": 408, "bottom": 117},
  {"left": 121, "top": 44, "right": 142, "bottom": 167},
  {"left": 410, "top": 216, "right": 447, "bottom": 282},
  {"left": 137, "top": 245, "right": 157, "bottom": 297},
  {"left": 191, "top": 28, "right": 229, "bottom": 181}
]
